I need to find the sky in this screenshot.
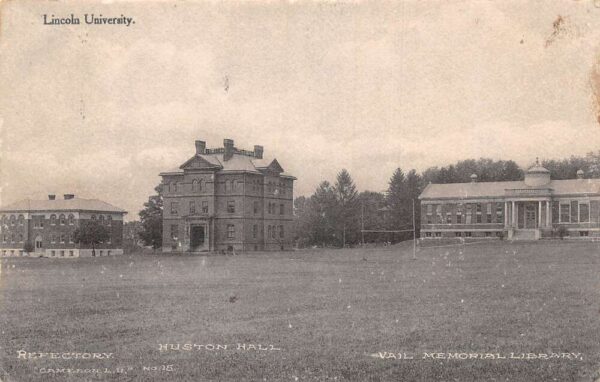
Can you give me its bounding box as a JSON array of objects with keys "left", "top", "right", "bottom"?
[{"left": 1, "top": 0, "right": 600, "bottom": 220}]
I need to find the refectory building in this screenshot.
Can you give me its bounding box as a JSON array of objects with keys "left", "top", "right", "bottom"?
[
  {"left": 0, "top": 195, "right": 126, "bottom": 257},
  {"left": 419, "top": 161, "right": 600, "bottom": 240},
  {"left": 159, "top": 139, "right": 296, "bottom": 253}
]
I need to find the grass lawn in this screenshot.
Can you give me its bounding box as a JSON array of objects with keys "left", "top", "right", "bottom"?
[{"left": 0, "top": 240, "right": 599, "bottom": 381}]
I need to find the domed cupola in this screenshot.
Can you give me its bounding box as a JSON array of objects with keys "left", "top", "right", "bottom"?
[{"left": 524, "top": 158, "right": 551, "bottom": 187}]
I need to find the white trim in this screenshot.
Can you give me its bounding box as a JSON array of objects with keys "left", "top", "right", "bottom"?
[{"left": 421, "top": 228, "right": 504, "bottom": 232}]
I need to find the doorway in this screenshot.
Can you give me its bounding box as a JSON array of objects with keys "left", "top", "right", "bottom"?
[
  {"left": 34, "top": 235, "right": 43, "bottom": 254},
  {"left": 190, "top": 225, "right": 205, "bottom": 251},
  {"left": 525, "top": 204, "right": 537, "bottom": 228}
]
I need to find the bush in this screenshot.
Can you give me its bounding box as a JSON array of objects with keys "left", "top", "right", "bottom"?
[
  {"left": 555, "top": 226, "right": 568, "bottom": 239},
  {"left": 23, "top": 242, "right": 34, "bottom": 253}
]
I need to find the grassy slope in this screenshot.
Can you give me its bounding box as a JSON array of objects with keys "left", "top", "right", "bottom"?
[{"left": 0, "top": 241, "right": 598, "bottom": 381}]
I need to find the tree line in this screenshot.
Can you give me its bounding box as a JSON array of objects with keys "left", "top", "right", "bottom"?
[{"left": 135, "top": 151, "right": 600, "bottom": 249}]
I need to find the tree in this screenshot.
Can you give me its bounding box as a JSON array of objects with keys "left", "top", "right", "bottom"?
[
  {"left": 73, "top": 220, "right": 110, "bottom": 256},
  {"left": 333, "top": 169, "right": 359, "bottom": 247},
  {"left": 139, "top": 184, "right": 163, "bottom": 250}
]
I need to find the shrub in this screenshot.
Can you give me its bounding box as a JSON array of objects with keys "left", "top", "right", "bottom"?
[
  {"left": 556, "top": 226, "right": 568, "bottom": 240},
  {"left": 23, "top": 242, "right": 34, "bottom": 253}
]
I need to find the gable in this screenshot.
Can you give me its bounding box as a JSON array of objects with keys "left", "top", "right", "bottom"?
[
  {"left": 179, "top": 155, "right": 222, "bottom": 171},
  {"left": 258, "top": 159, "right": 284, "bottom": 174}
]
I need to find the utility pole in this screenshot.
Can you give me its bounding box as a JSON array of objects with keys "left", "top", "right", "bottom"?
[
  {"left": 412, "top": 198, "right": 416, "bottom": 260},
  {"left": 361, "top": 201, "right": 365, "bottom": 247}
]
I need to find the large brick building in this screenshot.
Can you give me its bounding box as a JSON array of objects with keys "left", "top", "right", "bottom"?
[
  {"left": 159, "top": 139, "right": 296, "bottom": 253},
  {"left": 0, "top": 195, "right": 126, "bottom": 257},
  {"left": 419, "top": 160, "right": 600, "bottom": 240}
]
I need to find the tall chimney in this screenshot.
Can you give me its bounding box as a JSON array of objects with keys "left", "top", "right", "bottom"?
[
  {"left": 195, "top": 140, "right": 206, "bottom": 155},
  {"left": 223, "top": 139, "right": 234, "bottom": 161},
  {"left": 254, "top": 145, "right": 263, "bottom": 159},
  {"left": 48, "top": 194, "right": 56, "bottom": 200},
  {"left": 63, "top": 194, "right": 75, "bottom": 200},
  {"left": 470, "top": 174, "right": 478, "bottom": 183},
  {"left": 577, "top": 169, "right": 584, "bottom": 179}
]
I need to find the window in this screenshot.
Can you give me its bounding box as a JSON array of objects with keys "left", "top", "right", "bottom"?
[
  {"left": 51, "top": 234, "right": 56, "bottom": 243},
  {"left": 10, "top": 233, "right": 14, "bottom": 243},
  {"left": 476, "top": 203, "right": 482, "bottom": 223},
  {"left": 202, "top": 201, "right": 208, "bottom": 214},
  {"left": 50, "top": 214, "right": 57, "bottom": 225},
  {"left": 496, "top": 203, "right": 503, "bottom": 223},
  {"left": 465, "top": 232, "right": 472, "bottom": 237},
  {"left": 227, "top": 224, "right": 235, "bottom": 239},
  {"left": 199, "top": 179, "right": 204, "bottom": 192},
  {"left": 10, "top": 215, "right": 15, "bottom": 226},
  {"left": 227, "top": 201, "right": 235, "bottom": 213},
  {"left": 106, "top": 215, "right": 111, "bottom": 226},
  {"left": 108, "top": 250, "right": 111, "bottom": 256},
  {"left": 36, "top": 239, "right": 43, "bottom": 248},
  {"left": 60, "top": 234, "right": 65, "bottom": 243},
  {"left": 254, "top": 201, "right": 259, "bottom": 214},
  {"left": 425, "top": 232, "right": 432, "bottom": 237},
  {"left": 456, "top": 211, "right": 462, "bottom": 224},
  {"left": 485, "top": 232, "right": 491, "bottom": 237},
  {"left": 18, "top": 234, "right": 23, "bottom": 242},
  {"left": 33, "top": 215, "right": 41, "bottom": 228},
  {"left": 446, "top": 212, "right": 452, "bottom": 224},
  {"left": 192, "top": 179, "right": 198, "bottom": 192},
  {"left": 253, "top": 224, "right": 258, "bottom": 239},
  {"left": 91, "top": 214, "right": 96, "bottom": 221},
  {"left": 570, "top": 201, "right": 578, "bottom": 223},
  {"left": 268, "top": 225, "right": 272, "bottom": 238},
  {"left": 580, "top": 231, "right": 589, "bottom": 237},
  {"left": 189, "top": 201, "right": 196, "bottom": 214},
  {"left": 51, "top": 250, "right": 55, "bottom": 257},
  {"left": 171, "top": 202, "right": 179, "bottom": 215},
  {"left": 2, "top": 235, "right": 6, "bottom": 243},
  {"left": 486, "top": 203, "right": 492, "bottom": 223},
  {"left": 60, "top": 250, "right": 65, "bottom": 257},
  {"left": 434, "top": 232, "right": 441, "bottom": 238},
  {"left": 466, "top": 205, "right": 472, "bottom": 224},
  {"left": 455, "top": 232, "right": 462, "bottom": 237},
  {"left": 279, "top": 225, "right": 284, "bottom": 238},
  {"left": 225, "top": 180, "right": 231, "bottom": 193},
  {"left": 107, "top": 236, "right": 111, "bottom": 244},
  {"left": 68, "top": 214, "right": 74, "bottom": 225},
  {"left": 18, "top": 214, "right": 24, "bottom": 226},
  {"left": 69, "top": 233, "right": 74, "bottom": 243},
  {"left": 170, "top": 224, "right": 179, "bottom": 240},
  {"left": 59, "top": 214, "right": 65, "bottom": 225},
  {"left": 426, "top": 204, "right": 433, "bottom": 224},
  {"left": 69, "top": 250, "right": 74, "bottom": 257},
  {"left": 280, "top": 204, "right": 284, "bottom": 215},
  {"left": 99, "top": 215, "right": 105, "bottom": 224},
  {"left": 172, "top": 182, "right": 178, "bottom": 192},
  {"left": 560, "top": 203, "right": 570, "bottom": 223},
  {"left": 580, "top": 203, "right": 590, "bottom": 223}
]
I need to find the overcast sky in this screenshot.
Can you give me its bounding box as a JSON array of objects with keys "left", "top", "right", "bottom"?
[{"left": 1, "top": 1, "right": 600, "bottom": 220}]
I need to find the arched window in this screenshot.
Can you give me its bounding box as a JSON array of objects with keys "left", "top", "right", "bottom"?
[
  {"left": 59, "top": 214, "right": 65, "bottom": 225},
  {"left": 60, "top": 234, "right": 66, "bottom": 243},
  {"left": 18, "top": 234, "right": 23, "bottom": 242},
  {"left": 199, "top": 179, "right": 204, "bottom": 192},
  {"left": 91, "top": 214, "right": 96, "bottom": 221},
  {"left": 10, "top": 233, "right": 15, "bottom": 243},
  {"left": 50, "top": 214, "right": 56, "bottom": 225},
  {"left": 107, "top": 215, "right": 112, "bottom": 226},
  {"left": 10, "top": 215, "right": 16, "bottom": 226},
  {"left": 68, "top": 214, "right": 74, "bottom": 225},
  {"left": 18, "top": 214, "right": 24, "bottom": 225},
  {"left": 173, "top": 182, "right": 178, "bottom": 192},
  {"left": 192, "top": 179, "right": 198, "bottom": 192},
  {"left": 99, "top": 215, "right": 105, "bottom": 224}
]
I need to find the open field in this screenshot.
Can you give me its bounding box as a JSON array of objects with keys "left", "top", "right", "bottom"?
[{"left": 0, "top": 241, "right": 599, "bottom": 381}]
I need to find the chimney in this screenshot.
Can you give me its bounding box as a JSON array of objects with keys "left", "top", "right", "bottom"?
[
  {"left": 195, "top": 140, "right": 206, "bottom": 155},
  {"left": 470, "top": 174, "right": 478, "bottom": 183},
  {"left": 577, "top": 169, "right": 584, "bottom": 179},
  {"left": 48, "top": 194, "right": 56, "bottom": 200},
  {"left": 254, "top": 145, "right": 263, "bottom": 159},
  {"left": 63, "top": 194, "right": 75, "bottom": 200},
  {"left": 223, "top": 138, "right": 234, "bottom": 161}
]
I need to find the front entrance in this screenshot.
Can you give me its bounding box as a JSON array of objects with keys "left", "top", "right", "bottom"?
[
  {"left": 190, "top": 225, "right": 206, "bottom": 251},
  {"left": 525, "top": 204, "right": 537, "bottom": 228},
  {"left": 34, "top": 235, "right": 44, "bottom": 254}
]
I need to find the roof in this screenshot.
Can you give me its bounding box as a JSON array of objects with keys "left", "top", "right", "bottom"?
[
  {"left": 419, "top": 178, "right": 600, "bottom": 200},
  {"left": 161, "top": 152, "right": 296, "bottom": 179},
  {"left": 0, "top": 198, "right": 127, "bottom": 213}
]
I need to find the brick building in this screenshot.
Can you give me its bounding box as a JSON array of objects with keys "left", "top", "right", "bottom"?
[
  {"left": 419, "top": 160, "right": 600, "bottom": 240},
  {"left": 0, "top": 195, "right": 126, "bottom": 257},
  {"left": 159, "top": 139, "right": 296, "bottom": 253}
]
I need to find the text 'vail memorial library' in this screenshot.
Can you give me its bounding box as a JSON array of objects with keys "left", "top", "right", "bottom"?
[
  {"left": 419, "top": 160, "right": 600, "bottom": 240},
  {"left": 160, "top": 139, "right": 296, "bottom": 253}
]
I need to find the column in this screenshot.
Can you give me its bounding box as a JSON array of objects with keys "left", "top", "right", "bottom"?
[
  {"left": 504, "top": 201, "right": 508, "bottom": 227},
  {"left": 538, "top": 201, "right": 542, "bottom": 228},
  {"left": 512, "top": 201, "right": 516, "bottom": 227},
  {"left": 546, "top": 201, "right": 551, "bottom": 228}
]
